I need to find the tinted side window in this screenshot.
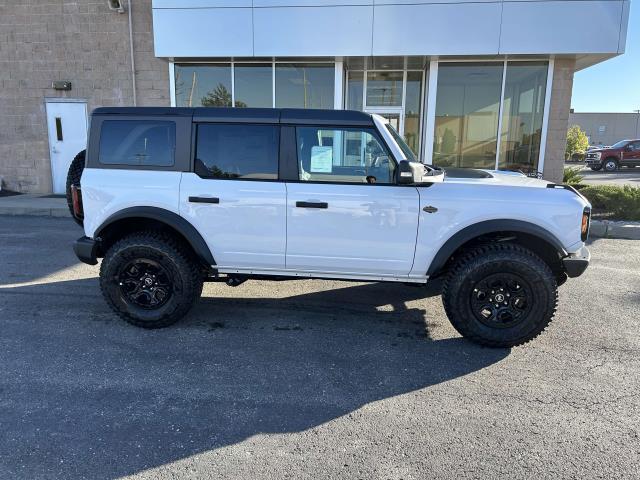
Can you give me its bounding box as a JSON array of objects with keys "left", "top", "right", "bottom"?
[
  {"left": 296, "top": 127, "right": 395, "bottom": 184},
  {"left": 99, "top": 120, "right": 175, "bottom": 166},
  {"left": 195, "top": 124, "right": 279, "bottom": 180}
]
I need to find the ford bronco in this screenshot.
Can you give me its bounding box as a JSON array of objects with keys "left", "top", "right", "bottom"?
[{"left": 68, "top": 107, "right": 591, "bottom": 347}]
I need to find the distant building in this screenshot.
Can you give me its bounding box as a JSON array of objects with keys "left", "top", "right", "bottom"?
[{"left": 568, "top": 112, "right": 640, "bottom": 146}]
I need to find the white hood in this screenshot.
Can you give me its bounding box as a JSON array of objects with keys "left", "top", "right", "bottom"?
[{"left": 443, "top": 169, "right": 551, "bottom": 188}]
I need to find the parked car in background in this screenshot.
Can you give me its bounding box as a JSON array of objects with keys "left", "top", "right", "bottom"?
[{"left": 585, "top": 139, "right": 640, "bottom": 171}]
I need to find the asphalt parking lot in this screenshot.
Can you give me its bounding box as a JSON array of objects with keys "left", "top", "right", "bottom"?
[
  {"left": 1, "top": 216, "right": 639, "bottom": 479},
  {"left": 565, "top": 162, "right": 640, "bottom": 186}
]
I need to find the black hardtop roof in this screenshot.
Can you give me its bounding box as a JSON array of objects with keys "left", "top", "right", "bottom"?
[{"left": 91, "top": 107, "right": 375, "bottom": 127}]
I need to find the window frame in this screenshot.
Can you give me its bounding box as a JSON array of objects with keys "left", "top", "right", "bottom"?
[
  {"left": 291, "top": 125, "right": 399, "bottom": 186},
  {"left": 192, "top": 122, "right": 282, "bottom": 182},
  {"left": 87, "top": 115, "right": 192, "bottom": 171}
]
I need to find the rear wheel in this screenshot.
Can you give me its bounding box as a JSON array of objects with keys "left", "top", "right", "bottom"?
[
  {"left": 65, "top": 150, "right": 85, "bottom": 226},
  {"left": 442, "top": 243, "right": 558, "bottom": 348},
  {"left": 603, "top": 158, "right": 618, "bottom": 172},
  {"left": 99, "top": 232, "right": 203, "bottom": 328}
]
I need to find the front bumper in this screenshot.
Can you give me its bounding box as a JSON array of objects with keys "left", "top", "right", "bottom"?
[
  {"left": 73, "top": 236, "right": 99, "bottom": 265},
  {"left": 562, "top": 246, "right": 590, "bottom": 278}
]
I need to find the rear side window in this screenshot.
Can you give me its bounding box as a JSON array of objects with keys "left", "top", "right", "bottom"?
[
  {"left": 195, "top": 124, "right": 279, "bottom": 180},
  {"left": 99, "top": 120, "right": 176, "bottom": 166}
]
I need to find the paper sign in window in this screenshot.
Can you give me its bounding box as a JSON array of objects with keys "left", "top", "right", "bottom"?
[{"left": 310, "top": 146, "right": 333, "bottom": 173}]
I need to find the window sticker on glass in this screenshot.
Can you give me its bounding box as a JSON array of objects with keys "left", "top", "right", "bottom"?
[{"left": 310, "top": 146, "right": 333, "bottom": 173}]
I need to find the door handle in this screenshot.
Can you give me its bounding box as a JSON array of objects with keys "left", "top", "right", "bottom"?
[
  {"left": 423, "top": 205, "right": 438, "bottom": 213},
  {"left": 296, "top": 201, "right": 328, "bottom": 209},
  {"left": 189, "top": 196, "right": 219, "bottom": 204}
]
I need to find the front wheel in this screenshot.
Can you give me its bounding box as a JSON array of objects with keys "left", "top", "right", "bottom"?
[
  {"left": 99, "top": 232, "right": 203, "bottom": 328},
  {"left": 603, "top": 158, "right": 618, "bottom": 172},
  {"left": 442, "top": 244, "right": 558, "bottom": 347}
]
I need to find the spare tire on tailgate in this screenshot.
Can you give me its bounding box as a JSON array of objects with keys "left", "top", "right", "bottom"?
[{"left": 66, "top": 150, "right": 86, "bottom": 227}]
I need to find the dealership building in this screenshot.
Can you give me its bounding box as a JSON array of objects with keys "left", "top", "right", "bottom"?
[{"left": 0, "top": 0, "right": 631, "bottom": 194}]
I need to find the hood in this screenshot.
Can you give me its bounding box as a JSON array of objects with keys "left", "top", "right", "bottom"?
[{"left": 443, "top": 168, "right": 551, "bottom": 188}]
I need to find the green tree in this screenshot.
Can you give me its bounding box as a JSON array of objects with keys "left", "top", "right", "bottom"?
[
  {"left": 565, "top": 124, "right": 589, "bottom": 160},
  {"left": 201, "top": 83, "right": 247, "bottom": 108}
]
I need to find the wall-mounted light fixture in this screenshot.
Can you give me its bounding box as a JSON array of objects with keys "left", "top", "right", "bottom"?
[
  {"left": 107, "top": 0, "right": 125, "bottom": 13},
  {"left": 51, "top": 81, "right": 72, "bottom": 91}
]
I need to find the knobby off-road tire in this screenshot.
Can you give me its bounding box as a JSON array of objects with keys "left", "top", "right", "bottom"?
[
  {"left": 65, "top": 150, "right": 86, "bottom": 227},
  {"left": 442, "top": 243, "right": 558, "bottom": 348},
  {"left": 99, "top": 231, "right": 203, "bottom": 329}
]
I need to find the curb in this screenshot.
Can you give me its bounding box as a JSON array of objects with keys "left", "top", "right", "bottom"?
[
  {"left": 0, "top": 207, "right": 69, "bottom": 218},
  {"left": 589, "top": 220, "right": 640, "bottom": 240}
]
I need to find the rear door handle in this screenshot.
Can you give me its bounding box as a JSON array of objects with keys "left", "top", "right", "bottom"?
[
  {"left": 296, "top": 201, "right": 328, "bottom": 209},
  {"left": 189, "top": 196, "right": 219, "bottom": 204}
]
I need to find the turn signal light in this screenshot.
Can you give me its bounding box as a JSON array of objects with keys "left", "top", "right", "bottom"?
[{"left": 581, "top": 208, "right": 591, "bottom": 241}]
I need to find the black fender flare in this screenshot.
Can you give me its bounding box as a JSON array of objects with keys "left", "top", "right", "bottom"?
[
  {"left": 426, "top": 219, "right": 567, "bottom": 276},
  {"left": 95, "top": 206, "right": 215, "bottom": 266}
]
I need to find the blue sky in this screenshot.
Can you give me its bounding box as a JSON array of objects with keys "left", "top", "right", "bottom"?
[{"left": 571, "top": 2, "right": 639, "bottom": 112}]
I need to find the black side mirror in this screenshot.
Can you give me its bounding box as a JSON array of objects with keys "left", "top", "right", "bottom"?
[{"left": 397, "top": 160, "right": 416, "bottom": 184}]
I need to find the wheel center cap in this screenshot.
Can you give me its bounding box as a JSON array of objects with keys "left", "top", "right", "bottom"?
[
  {"left": 143, "top": 277, "right": 154, "bottom": 287},
  {"left": 495, "top": 293, "right": 505, "bottom": 303}
]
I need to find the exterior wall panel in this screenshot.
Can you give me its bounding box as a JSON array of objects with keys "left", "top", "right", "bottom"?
[
  {"left": 153, "top": 8, "right": 253, "bottom": 57},
  {"left": 372, "top": 3, "right": 501, "bottom": 56},
  {"left": 254, "top": 6, "right": 374, "bottom": 57},
  {"left": 500, "top": 1, "right": 624, "bottom": 54}
]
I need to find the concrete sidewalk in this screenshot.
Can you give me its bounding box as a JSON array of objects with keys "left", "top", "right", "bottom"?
[
  {"left": 1, "top": 193, "right": 639, "bottom": 239},
  {"left": 0, "top": 194, "right": 69, "bottom": 218}
]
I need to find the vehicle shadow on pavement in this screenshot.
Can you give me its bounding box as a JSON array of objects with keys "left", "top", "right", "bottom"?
[{"left": 1, "top": 279, "right": 510, "bottom": 479}]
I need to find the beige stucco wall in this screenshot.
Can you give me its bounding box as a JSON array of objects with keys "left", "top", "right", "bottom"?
[
  {"left": 542, "top": 57, "right": 575, "bottom": 183},
  {"left": 0, "top": 0, "right": 169, "bottom": 194}
]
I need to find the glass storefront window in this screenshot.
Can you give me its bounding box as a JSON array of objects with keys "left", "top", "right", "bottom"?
[
  {"left": 366, "top": 71, "right": 403, "bottom": 107},
  {"left": 234, "top": 63, "right": 273, "bottom": 108},
  {"left": 498, "top": 62, "right": 548, "bottom": 173},
  {"left": 433, "top": 62, "right": 503, "bottom": 169},
  {"left": 174, "top": 64, "right": 232, "bottom": 107},
  {"left": 347, "top": 71, "right": 363, "bottom": 111},
  {"left": 404, "top": 71, "right": 422, "bottom": 155},
  {"left": 275, "top": 63, "right": 334, "bottom": 109}
]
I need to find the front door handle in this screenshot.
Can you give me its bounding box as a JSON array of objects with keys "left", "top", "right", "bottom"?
[
  {"left": 423, "top": 205, "right": 438, "bottom": 213},
  {"left": 189, "top": 196, "right": 219, "bottom": 204},
  {"left": 296, "top": 201, "right": 328, "bottom": 209}
]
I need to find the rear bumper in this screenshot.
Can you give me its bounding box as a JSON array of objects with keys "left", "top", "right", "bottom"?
[
  {"left": 73, "top": 236, "right": 99, "bottom": 265},
  {"left": 562, "top": 246, "right": 590, "bottom": 278}
]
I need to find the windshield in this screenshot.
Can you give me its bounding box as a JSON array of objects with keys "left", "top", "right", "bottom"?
[
  {"left": 385, "top": 124, "right": 417, "bottom": 162},
  {"left": 610, "top": 140, "right": 629, "bottom": 149}
]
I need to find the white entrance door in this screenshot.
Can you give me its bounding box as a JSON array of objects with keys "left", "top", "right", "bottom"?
[{"left": 45, "top": 101, "right": 88, "bottom": 194}]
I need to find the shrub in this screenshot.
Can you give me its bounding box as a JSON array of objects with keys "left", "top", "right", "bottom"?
[
  {"left": 565, "top": 125, "right": 589, "bottom": 160},
  {"left": 580, "top": 185, "right": 640, "bottom": 221},
  {"left": 563, "top": 167, "right": 584, "bottom": 185}
]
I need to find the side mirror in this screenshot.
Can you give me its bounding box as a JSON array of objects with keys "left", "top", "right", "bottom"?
[
  {"left": 625, "top": 144, "right": 633, "bottom": 151},
  {"left": 397, "top": 160, "right": 420, "bottom": 184},
  {"left": 397, "top": 160, "right": 446, "bottom": 184}
]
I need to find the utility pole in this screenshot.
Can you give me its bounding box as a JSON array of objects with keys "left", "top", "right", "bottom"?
[{"left": 634, "top": 109, "right": 640, "bottom": 138}]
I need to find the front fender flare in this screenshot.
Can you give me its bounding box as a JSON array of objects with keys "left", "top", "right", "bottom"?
[{"left": 426, "top": 219, "right": 568, "bottom": 276}]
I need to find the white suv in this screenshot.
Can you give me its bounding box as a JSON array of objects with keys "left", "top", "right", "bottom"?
[{"left": 68, "top": 107, "right": 591, "bottom": 347}]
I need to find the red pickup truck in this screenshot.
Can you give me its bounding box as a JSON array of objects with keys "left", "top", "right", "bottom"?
[{"left": 584, "top": 139, "right": 640, "bottom": 171}]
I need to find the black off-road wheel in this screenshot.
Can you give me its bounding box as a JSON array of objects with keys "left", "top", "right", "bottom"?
[
  {"left": 99, "top": 232, "right": 203, "bottom": 329},
  {"left": 65, "top": 150, "right": 86, "bottom": 226},
  {"left": 442, "top": 243, "right": 558, "bottom": 348}
]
